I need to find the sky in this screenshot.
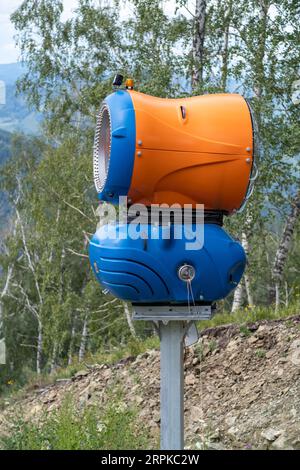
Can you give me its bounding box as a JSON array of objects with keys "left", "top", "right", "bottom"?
[
  {"left": 0, "top": 0, "right": 179, "bottom": 65},
  {"left": 0, "top": 0, "right": 78, "bottom": 64}
]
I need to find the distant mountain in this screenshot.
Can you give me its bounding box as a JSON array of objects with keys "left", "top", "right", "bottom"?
[
  {"left": 0, "top": 63, "right": 42, "bottom": 234},
  {"left": 0, "top": 128, "right": 11, "bottom": 165},
  {"left": 0, "top": 63, "right": 26, "bottom": 86},
  {"left": 0, "top": 129, "right": 11, "bottom": 230},
  {"left": 0, "top": 63, "right": 41, "bottom": 135}
]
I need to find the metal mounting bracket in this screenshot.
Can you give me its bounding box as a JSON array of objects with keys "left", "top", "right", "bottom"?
[{"left": 132, "top": 304, "right": 212, "bottom": 321}]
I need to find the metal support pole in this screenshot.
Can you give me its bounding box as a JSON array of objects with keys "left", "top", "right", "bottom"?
[{"left": 159, "top": 321, "right": 185, "bottom": 450}]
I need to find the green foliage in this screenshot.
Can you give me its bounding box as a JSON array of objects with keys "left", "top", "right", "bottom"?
[
  {"left": 10, "top": 0, "right": 188, "bottom": 135},
  {"left": 11, "top": 0, "right": 121, "bottom": 135},
  {"left": 123, "top": 0, "right": 188, "bottom": 97},
  {"left": 0, "top": 395, "right": 150, "bottom": 450},
  {"left": 239, "top": 325, "right": 252, "bottom": 338},
  {"left": 0, "top": 133, "right": 130, "bottom": 391},
  {"left": 126, "top": 335, "right": 159, "bottom": 357},
  {"left": 208, "top": 339, "right": 218, "bottom": 353},
  {"left": 255, "top": 349, "right": 266, "bottom": 358},
  {"left": 194, "top": 342, "right": 204, "bottom": 361}
]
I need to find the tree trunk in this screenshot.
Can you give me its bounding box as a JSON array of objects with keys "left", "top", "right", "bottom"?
[
  {"left": 36, "top": 321, "right": 43, "bottom": 374},
  {"left": 0, "top": 264, "right": 13, "bottom": 343},
  {"left": 231, "top": 228, "right": 254, "bottom": 312},
  {"left": 50, "top": 342, "right": 58, "bottom": 374},
  {"left": 68, "top": 322, "right": 76, "bottom": 366},
  {"left": 241, "top": 232, "right": 254, "bottom": 307},
  {"left": 124, "top": 302, "right": 136, "bottom": 338},
  {"left": 284, "top": 282, "right": 290, "bottom": 308},
  {"left": 270, "top": 191, "right": 300, "bottom": 307},
  {"left": 244, "top": 273, "right": 254, "bottom": 307},
  {"left": 60, "top": 246, "right": 65, "bottom": 302},
  {"left": 192, "top": 0, "right": 207, "bottom": 91},
  {"left": 253, "top": 0, "right": 269, "bottom": 122},
  {"left": 221, "top": 0, "right": 232, "bottom": 91},
  {"left": 231, "top": 281, "right": 244, "bottom": 312},
  {"left": 79, "top": 313, "right": 88, "bottom": 362}
]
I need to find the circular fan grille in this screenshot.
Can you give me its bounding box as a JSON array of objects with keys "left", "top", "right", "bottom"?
[
  {"left": 238, "top": 99, "right": 261, "bottom": 212},
  {"left": 93, "top": 105, "right": 111, "bottom": 193}
]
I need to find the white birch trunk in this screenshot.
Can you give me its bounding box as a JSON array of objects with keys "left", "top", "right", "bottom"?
[
  {"left": 231, "top": 281, "right": 244, "bottom": 313},
  {"left": 231, "top": 229, "right": 253, "bottom": 311},
  {"left": 285, "top": 282, "right": 289, "bottom": 308},
  {"left": 244, "top": 273, "right": 254, "bottom": 307},
  {"left": 271, "top": 192, "right": 300, "bottom": 307},
  {"left": 221, "top": 0, "right": 232, "bottom": 91},
  {"left": 0, "top": 264, "right": 13, "bottom": 331},
  {"left": 241, "top": 232, "right": 254, "bottom": 307},
  {"left": 0, "top": 264, "right": 13, "bottom": 365},
  {"left": 16, "top": 198, "right": 45, "bottom": 368},
  {"left": 79, "top": 313, "right": 88, "bottom": 362},
  {"left": 192, "top": 0, "right": 207, "bottom": 90},
  {"left": 50, "top": 342, "right": 58, "bottom": 374},
  {"left": 36, "top": 321, "right": 43, "bottom": 375},
  {"left": 68, "top": 323, "right": 76, "bottom": 366},
  {"left": 124, "top": 302, "right": 136, "bottom": 338}
]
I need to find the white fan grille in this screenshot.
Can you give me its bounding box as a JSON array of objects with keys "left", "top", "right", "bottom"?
[
  {"left": 93, "top": 105, "right": 111, "bottom": 193},
  {"left": 238, "top": 99, "right": 260, "bottom": 212}
]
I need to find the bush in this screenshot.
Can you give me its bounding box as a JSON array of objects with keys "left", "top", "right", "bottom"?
[{"left": 0, "top": 395, "right": 151, "bottom": 450}]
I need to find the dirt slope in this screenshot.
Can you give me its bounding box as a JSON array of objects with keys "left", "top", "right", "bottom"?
[{"left": 1, "top": 315, "right": 300, "bottom": 450}]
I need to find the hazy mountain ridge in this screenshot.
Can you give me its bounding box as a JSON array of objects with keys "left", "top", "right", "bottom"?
[
  {"left": 0, "top": 63, "right": 41, "bottom": 229},
  {"left": 0, "top": 129, "right": 11, "bottom": 227},
  {"left": 0, "top": 63, "right": 41, "bottom": 135},
  {"left": 0, "top": 128, "right": 11, "bottom": 164}
]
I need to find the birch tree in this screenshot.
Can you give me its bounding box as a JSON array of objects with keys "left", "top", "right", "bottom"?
[
  {"left": 0, "top": 263, "right": 13, "bottom": 364},
  {"left": 124, "top": 302, "right": 137, "bottom": 338},
  {"left": 79, "top": 312, "right": 89, "bottom": 362},
  {"left": 192, "top": 0, "right": 207, "bottom": 91},
  {"left": 271, "top": 192, "right": 300, "bottom": 310}
]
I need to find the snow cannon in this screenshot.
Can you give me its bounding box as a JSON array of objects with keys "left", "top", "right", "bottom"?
[
  {"left": 89, "top": 75, "right": 261, "bottom": 451},
  {"left": 89, "top": 76, "right": 259, "bottom": 305}
]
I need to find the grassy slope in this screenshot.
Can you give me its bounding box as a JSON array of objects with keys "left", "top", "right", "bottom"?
[
  {"left": 0, "top": 302, "right": 300, "bottom": 449},
  {"left": 1, "top": 302, "right": 299, "bottom": 403}
]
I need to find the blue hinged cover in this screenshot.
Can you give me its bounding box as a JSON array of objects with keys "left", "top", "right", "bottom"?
[{"left": 89, "top": 223, "right": 246, "bottom": 304}]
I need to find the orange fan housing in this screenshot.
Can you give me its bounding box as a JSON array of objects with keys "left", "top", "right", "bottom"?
[{"left": 127, "top": 90, "right": 253, "bottom": 213}]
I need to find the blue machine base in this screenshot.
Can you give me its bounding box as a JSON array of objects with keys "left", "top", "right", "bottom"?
[{"left": 89, "top": 224, "right": 246, "bottom": 304}]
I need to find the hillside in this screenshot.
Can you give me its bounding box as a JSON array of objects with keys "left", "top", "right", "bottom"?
[{"left": 1, "top": 315, "right": 300, "bottom": 450}]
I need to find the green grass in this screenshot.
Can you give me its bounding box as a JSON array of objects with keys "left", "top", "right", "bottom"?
[
  {"left": 87, "top": 335, "right": 160, "bottom": 365},
  {"left": 255, "top": 348, "right": 266, "bottom": 358},
  {"left": 0, "top": 394, "right": 151, "bottom": 450},
  {"left": 198, "top": 301, "right": 300, "bottom": 331}
]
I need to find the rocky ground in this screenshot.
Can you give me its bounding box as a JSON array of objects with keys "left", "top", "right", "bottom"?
[{"left": 1, "top": 315, "right": 300, "bottom": 450}]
